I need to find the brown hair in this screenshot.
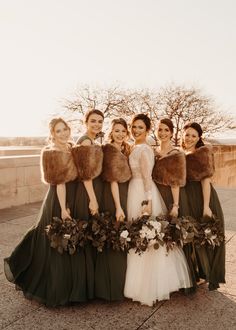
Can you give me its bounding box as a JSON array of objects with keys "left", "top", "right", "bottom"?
[
  {"left": 159, "top": 118, "right": 174, "bottom": 135},
  {"left": 84, "top": 109, "right": 104, "bottom": 123},
  {"left": 131, "top": 113, "right": 151, "bottom": 131},
  {"left": 182, "top": 122, "right": 205, "bottom": 149}
]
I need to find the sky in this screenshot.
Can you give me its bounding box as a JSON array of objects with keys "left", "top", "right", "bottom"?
[{"left": 0, "top": 0, "right": 236, "bottom": 136}]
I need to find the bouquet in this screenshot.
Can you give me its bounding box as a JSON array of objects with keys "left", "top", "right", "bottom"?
[
  {"left": 161, "top": 215, "right": 198, "bottom": 252},
  {"left": 87, "top": 212, "right": 114, "bottom": 252},
  {"left": 194, "top": 215, "right": 225, "bottom": 248},
  {"left": 45, "top": 217, "right": 88, "bottom": 255},
  {"left": 128, "top": 215, "right": 168, "bottom": 254}
]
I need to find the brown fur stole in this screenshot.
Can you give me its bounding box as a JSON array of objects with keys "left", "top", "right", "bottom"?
[
  {"left": 71, "top": 145, "right": 103, "bottom": 180},
  {"left": 102, "top": 144, "right": 131, "bottom": 183},
  {"left": 41, "top": 147, "right": 77, "bottom": 185},
  {"left": 152, "top": 150, "right": 186, "bottom": 187},
  {"left": 186, "top": 145, "right": 215, "bottom": 181}
]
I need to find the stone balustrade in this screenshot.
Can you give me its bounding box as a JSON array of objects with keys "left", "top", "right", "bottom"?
[
  {"left": 0, "top": 155, "right": 47, "bottom": 209},
  {"left": 212, "top": 145, "right": 236, "bottom": 188},
  {"left": 0, "top": 144, "right": 235, "bottom": 210}
]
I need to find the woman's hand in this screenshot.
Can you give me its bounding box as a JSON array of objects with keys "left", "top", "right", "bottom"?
[
  {"left": 116, "top": 207, "right": 125, "bottom": 222},
  {"left": 141, "top": 200, "right": 152, "bottom": 216},
  {"left": 61, "top": 208, "right": 72, "bottom": 220},
  {"left": 169, "top": 205, "right": 179, "bottom": 217},
  {"left": 89, "top": 199, "right": 99, "bottom": 215},
  {"left": 203, "top": 205, "right": 212, "bottom": 218}
]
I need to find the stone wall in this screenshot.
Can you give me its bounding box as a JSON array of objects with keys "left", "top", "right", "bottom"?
[
  {"left": 212, "top": 145, "right": 236, "bottom": 187},
  {"left": 0, "top": 155, "right": 47, "bottom": 209},
  {"left": 0, "top": 144, "right": 235, "bottom": 210}
]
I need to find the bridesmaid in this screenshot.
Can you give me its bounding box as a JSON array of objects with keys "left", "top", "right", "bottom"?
[
  {"left": 4, "top": 118, "right": 87, "bottom": 307},
  {"left": 152, "top": 118, "right": 199, "bottom": 290},
  {"left": 95, "top": 118, "right": 131, "bottom": 301},
  {"left": 72, "top": 109, "right": 104, "bottom": 300},
  {"left": 182, "top": 122, "right": 225, "bottom": 290}
]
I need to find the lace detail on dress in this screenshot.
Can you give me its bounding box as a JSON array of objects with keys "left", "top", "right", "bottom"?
[{"left": 129, "top": 144, "right": 154, "bottom": 200}]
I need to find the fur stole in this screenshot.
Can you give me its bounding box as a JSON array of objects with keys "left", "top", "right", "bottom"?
[
  {"left": 186, "top": 145, "right": 215, "bottom": 181},
  {"left": 41, "top": 147, "right": 77, "bottom": 185},
  {"left": 152, "top": 150, "right": 186, "bottom": 187},
  {"left": 71, "top": 145, "right": 103, "bottom": 180},
  {"left": 102, "top": 144, "right": 131, "bottom": 183}
]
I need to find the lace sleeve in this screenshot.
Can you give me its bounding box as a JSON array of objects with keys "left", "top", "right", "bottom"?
[{"left": 140, "top": 147, "right": 153, "bottom": 200}]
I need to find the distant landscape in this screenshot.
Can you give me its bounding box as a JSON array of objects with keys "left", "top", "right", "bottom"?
[
  {"left": 0, "top": 136, "right": 47, "bottom": 147},
  {"left": 1, "top": 135, "right": 236, "bottom": 147}
]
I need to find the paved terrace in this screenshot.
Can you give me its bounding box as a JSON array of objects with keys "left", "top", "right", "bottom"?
[{"left": 0, "top": 187, "right": 236, "bottom": 330}]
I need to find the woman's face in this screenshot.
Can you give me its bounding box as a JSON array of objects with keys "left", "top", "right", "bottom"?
[
  {"left": 183, "top": 127, "right": 200, "bottom": 150},
  {"left": 52, "top": 122, "right": 70, "bottom": 145},
  {"left": 131, "top": 119, "right": 147, "bottom": 143},
  {"left": 86, "top": 113, "right": 104, "bottom": 136},
  {"left": 157, "top": 123, "right": 172, "bottom": 142},
  {"left": 111, "top": 123, "right": 128, "bottom": 144}
]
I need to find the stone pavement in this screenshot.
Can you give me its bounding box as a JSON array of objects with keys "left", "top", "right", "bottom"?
[{"left": 0, "top": 188, "right": 236, "bottom": 330}]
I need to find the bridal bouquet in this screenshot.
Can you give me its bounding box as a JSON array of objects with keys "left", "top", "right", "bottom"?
[
  {"left": 45, "top": 217, "right": 89, "bottom": 255},
  {"left": 194, "top": 215, "right": 225, "bottom": 248},
  {"left": 123, "top": 214, "right": 198, "bottom": 254},
  {"left": 126, "top": 215, "right": 167, "bottom": 254}
]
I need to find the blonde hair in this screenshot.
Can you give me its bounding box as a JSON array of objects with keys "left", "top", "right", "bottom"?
[
  {"left": 48, "top": 117, "right": 71, "bottom": 143},
  {"left": 108, "top": 118, "right": 131, "bottom": 157}
]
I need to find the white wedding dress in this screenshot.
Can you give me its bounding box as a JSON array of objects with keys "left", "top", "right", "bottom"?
[{"left": 124, "top": 143, "right": 191, "bottom": 306}]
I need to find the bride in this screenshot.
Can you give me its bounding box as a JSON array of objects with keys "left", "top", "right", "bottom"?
[{"left": 124, "top": 113, "right": 192, "bottom": 306}]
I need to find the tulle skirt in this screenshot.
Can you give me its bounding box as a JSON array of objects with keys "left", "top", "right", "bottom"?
[{"left": 124, "top": 178, "right": 192, "bottom": 306}]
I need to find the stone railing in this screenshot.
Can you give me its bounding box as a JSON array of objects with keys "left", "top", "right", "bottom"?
[
  {"left": 0, "top": 144, "right": 235, "bottom": 210},
  {"left": 0, "top": 155, "right": 47, "bottom": 209},
  {"left": 212, "top": 145, "right": 236, "bottom": 187}
]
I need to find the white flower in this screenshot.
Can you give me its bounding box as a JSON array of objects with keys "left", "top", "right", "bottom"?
[
  {"left": 157, "top": 232, "right": 165, "bottom": 240},
  {"left": 120, "top": 230, "right": 129, "bottom": 239},
  {"left": 140, "top": 225, "right": 156, "bottom": 239},
  {"left": 147, "top": 229, "right": 156, "bottom": 239},
  {"left": 182, "top": 229, "right": 188, "bottom": 240},
  {"left": 149, "top": 220, "right": 162, "bottom": 232},
  {"left": 139, "top": 225, "right": 149, "bottom": 238},
  {"left": 148, "top": 239, "right": 156, "bottom": 246},
  {"left": 204, "top": 228, "right": 211, "bottom": 235}
]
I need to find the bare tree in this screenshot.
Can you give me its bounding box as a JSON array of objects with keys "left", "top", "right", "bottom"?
[
  {"left": 156, "top": 84, "right": 236, "bottom": 145},
  {"left": 63, "top": 85, "right": 136, "bottom": 117},
  {"left": 62, "top": 84, "right": 235, "bottom": 144}
]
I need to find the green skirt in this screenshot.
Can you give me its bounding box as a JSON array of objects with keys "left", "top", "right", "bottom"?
[
  {"left": 185, "top": 181, "right": 226, "bottom": 290},
  {"left": 95, "top": 181, "right": 128, "bottom": 301},
  {"left": 73, "top": 176, "right": 104, "bottom": 300},
  {"left": 4, "top": 181, "right": 87, "bottom": 307}
]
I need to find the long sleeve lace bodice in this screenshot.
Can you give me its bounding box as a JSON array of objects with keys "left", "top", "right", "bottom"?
[{"left": 129, "top": 144, "right": 154, "bottom": 200}]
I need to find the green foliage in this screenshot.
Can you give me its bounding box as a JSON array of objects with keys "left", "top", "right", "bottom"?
[{"left": 45, "top": 213, "right": 224, "bottom": 255}]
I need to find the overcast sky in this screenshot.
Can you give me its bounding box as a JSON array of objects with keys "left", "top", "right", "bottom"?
[{"left": 1, "top": 0, "right": 236, "bottom": 136}]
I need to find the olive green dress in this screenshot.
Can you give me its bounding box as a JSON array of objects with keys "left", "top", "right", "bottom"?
[
  {"left": 73, "top": 135, "right": 104, "bottom": 300},
  {"left": 4, "top": 150, "right": 87, "bottom": 307},
  {"left": 95, "top": 144, "right": 129, "bottom": 301},
  {"left": 185, "top": 181, "right": 225, "bottom": 290},
  {"left": 95, "top": 181, "right": 128, "bottom": 301}
]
